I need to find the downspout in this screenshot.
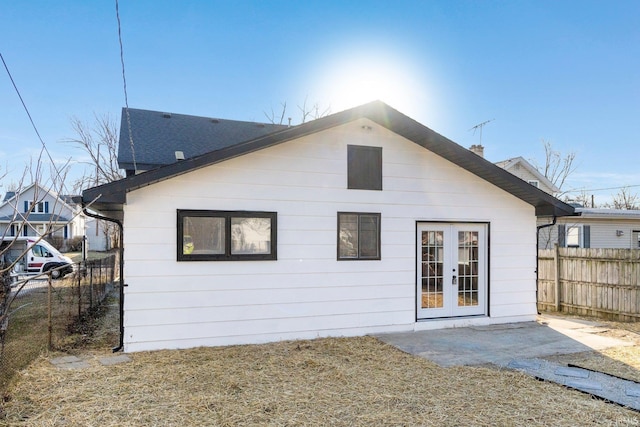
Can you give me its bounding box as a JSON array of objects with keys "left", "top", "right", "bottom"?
[
  {"left": 82, "top": 204, "right": 125, "bottom": 352},
  {"left": 536, "top": 216, "right": 557, "bottom": 315}
]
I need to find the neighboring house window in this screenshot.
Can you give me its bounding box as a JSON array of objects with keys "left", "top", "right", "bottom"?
[
  {"left": 337, "top": 212, "right": 381, "bottom": 260},
  {"left": 347, "top": 145, "right": 382, "bottom": 190},
  {"left": 177, "top": 210, "right": 277, "bottom": 261},
  {"left": 558, "top": 224, "right": 590, "bottom": 248},
  {"left": 24, "top": 201, "right": 48, "bottom": 213},
  {"left": 528, "top": 180, "right": 539, "bottom": 188}
]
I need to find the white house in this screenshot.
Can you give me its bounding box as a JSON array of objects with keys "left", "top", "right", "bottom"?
[
  {"left": 0, "top": 183, "right": 85, "bottom": 243},
  {"left": 538, "top": 207, "right": 640, "bottom": 249},
  {"left": 83, "top": 101, "right": 575, "bottom": 352},
  {"left": 494, "top": 156, "right": 559, "bottom": 195}
]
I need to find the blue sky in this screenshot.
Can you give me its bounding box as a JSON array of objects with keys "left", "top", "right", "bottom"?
[{"left": 1, "top": 0, "right": 639, "bottom": 205}]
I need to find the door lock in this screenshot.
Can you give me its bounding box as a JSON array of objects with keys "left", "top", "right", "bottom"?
[{"left": 452, "top": 275, "right": 457, "bottom": 285}]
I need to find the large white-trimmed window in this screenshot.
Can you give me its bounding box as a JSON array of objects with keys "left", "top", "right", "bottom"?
[
  {"left": 177, "top": 210, "right": 277, "bottom": 261},
  {"left": 337, "top": 212, "right": 381, "bottom": 260}
]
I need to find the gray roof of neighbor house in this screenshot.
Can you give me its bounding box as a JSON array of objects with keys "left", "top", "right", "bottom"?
[
  {"left": 118, "top": 108, "right": 288, "bottom": 172},
  {"left": 0, "top": 213, "right": 69, "bottom": 223},
  {"left": 574, "top": 208, "right": 640, "bottom": 219},
  {"left": 85, "top": 101, "right": 575, "bottom": 220},
  {"left": 2, "top": 191, "right": 15, "bottom": 202}
]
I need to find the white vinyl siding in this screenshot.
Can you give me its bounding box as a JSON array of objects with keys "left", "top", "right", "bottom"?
[
  {"left": 539, "top": 218, "right": 640, "bottom": 249},
  {"left": 122, "top": 118, "right": 537, "bottom": 352}
]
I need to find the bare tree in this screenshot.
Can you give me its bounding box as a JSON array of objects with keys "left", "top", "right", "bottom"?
[
  {"left": 65, "top": 114, "right": 123, "bottom": 193},
  {"left": 0, "top": 153, "right": 78, "bottom": 351},
  {"left": 264, "top": 97, "right": 331, "bottom": 125},
  {"left": 604, "top": 187, "right": 640, "bottom": 210},
  {"left": 64, "top": 114, "right": 123, "bottom": 250},
  {"left": 572, "top": 190, "right": 597, "bottom": 208},
  {"left": 530, "top": 139, "right": 577, "bottom": 196}
]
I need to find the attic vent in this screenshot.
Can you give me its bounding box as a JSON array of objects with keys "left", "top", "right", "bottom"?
[
  {"left": 163, "top": 113, "right": 172, "bottom": 118},
  {"left": 256, "top": 123, "right": 265, "bottom": 128},
  {"left": 211, "top": 119, "right": 220, "bottom": 123},
  {"left": 175, "top": 151, "right": 185, "bottom": 161}
]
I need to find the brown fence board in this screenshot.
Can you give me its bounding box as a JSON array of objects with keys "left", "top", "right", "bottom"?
[{"left": 537, "top": 247, "right": 640, "bottom": 321}]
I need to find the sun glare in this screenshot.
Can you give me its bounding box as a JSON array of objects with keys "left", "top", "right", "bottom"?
[{"left": 314, "top": 51, "right": 425, "bottom": 117}]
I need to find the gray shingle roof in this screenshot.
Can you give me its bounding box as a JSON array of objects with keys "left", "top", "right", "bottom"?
[
  {"left": 118, "top": 108, "right": 288, "bottom": 171},
  {"left": 86, "top": 101, "right": 575, "bottom": 220},
  {"left": 0, "top": 213, "right": 69, "bottom": 222},
  {"left": 2, "top": 191, "right": 15, "bottom": 202}
]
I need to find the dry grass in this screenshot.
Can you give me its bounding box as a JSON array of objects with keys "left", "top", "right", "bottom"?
[
  {"left": 2, "top": 336, "right": 640, "bottom": 426},
  {"left": 3, "top": 303, "right": 640, "bottom": 426},
  {"left": 545, "top": 317, "right": 640, "bottom": 383}
]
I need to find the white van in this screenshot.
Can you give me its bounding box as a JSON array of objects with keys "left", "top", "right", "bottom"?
[{"left": 1, "top": 237, "right": 74, "bottom": 281}]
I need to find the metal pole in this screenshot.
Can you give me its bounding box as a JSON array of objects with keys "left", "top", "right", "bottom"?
[{"left": 48, "top": 272, "right": 52, "bottom": 350}]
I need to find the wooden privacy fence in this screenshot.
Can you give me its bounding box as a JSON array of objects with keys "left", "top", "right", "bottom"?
[{"left": 538, "top": 247, "right": 640, "bottom": 321}]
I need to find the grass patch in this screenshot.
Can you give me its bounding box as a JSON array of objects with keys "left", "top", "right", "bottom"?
[{"left": 65, "top": 250, "right": 115, "bottom": 263}]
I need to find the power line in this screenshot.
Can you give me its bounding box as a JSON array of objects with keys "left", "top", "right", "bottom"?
[
  {"left": 564, "top": 183, "right": 640, "bottom": 194},
  {"left": 115, "top": 0, "right": 137, "bottom": 173},
  {"left": 0, "top": 51, "right": 65, "bottom": 186}
]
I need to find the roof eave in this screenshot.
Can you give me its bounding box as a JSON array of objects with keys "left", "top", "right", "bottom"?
[{"left": 82, "top": 101, "right": 575, "bottom": 220}]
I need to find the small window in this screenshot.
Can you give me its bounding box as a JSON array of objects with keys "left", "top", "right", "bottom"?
[
  {"left": 177, "top": 210, "right": 277, "bottom": 261},
  {"left": 32, "top": 245, "right": 50, "bottom": 257},
  {"left": 338, "top": 212, "right": 381, "bottom": 260},
  {"left": 348, "top": 145, "right": 382, "bottom": 190}
]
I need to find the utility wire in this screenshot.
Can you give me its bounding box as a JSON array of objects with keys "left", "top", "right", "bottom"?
[
  {"left": 115, "top": 0, "right": 137, "bottom": 173},
  {"left": 564, "top": 183, "right": 640, "bottom": 194},
  {"left": 0, "top": 51, "right": 65, "bottom": 187}
]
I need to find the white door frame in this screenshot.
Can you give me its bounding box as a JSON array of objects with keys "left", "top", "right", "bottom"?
[{"left": 416, "top": 222, "right": 488, "bottom": 319}]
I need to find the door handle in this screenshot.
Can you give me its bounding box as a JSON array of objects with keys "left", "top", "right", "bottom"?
[{"left": 452, "top": 275, "right": 457, "bottom": 285}]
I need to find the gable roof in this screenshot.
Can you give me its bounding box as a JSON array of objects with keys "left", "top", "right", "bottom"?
[
  {"left": 118, "top": 108, "right": 288, "bottom": 172},
  {"left": 84, "top": 101, "right": 575, "bottom": 220},
  {"left": 494, "top": 156, "right": 560, "bottom": 193},
  {"left": 0, "top": 182, "right": 79, "bottom": 215}
]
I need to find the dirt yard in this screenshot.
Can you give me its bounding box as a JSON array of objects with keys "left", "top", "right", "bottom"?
[{"left": 2, "top": 305, "right": 640, "bottom": 426}]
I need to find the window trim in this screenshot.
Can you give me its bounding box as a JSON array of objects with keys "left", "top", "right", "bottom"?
[
  {"left": 177, "top": 209, "right": 277, "bottom": 261},
  {"left": 337, "top": 212, "right": 381, "bottom": 261}
]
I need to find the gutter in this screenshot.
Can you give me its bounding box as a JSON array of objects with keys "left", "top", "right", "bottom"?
[
  {"left": 535, "top": 216, "right": 557, "bottom": 315},
  {"left": 81, "top": 204, "right": 125, "bottom": 353}
]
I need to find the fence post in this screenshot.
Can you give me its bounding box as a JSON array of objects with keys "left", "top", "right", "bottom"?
[
  {"left": 78, "top": 264, "right": 82, "bottom": 318},
  {"left": 554, "top": 243, "right": 561, "bottom": 311},
  {"left": 48, "top": 272, "right": 53, "bottom": 350},
  {"left": 89, "top": 262, "right": 94, "bottom": 309}
]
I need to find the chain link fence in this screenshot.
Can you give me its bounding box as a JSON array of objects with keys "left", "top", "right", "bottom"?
[{"left": 0, "top": 253, "right": 119, "bottom": 394}]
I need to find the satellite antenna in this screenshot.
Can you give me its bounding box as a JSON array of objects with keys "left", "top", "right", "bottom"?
[{"left": 468, "top": 119, "right": 494, "bottom": 145}]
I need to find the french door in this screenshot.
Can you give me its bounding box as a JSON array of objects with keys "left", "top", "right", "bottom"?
[{"left": 417, "top": 223, "right": 487, "bottom": 319}]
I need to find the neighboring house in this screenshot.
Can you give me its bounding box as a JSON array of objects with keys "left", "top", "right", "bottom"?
[
  {"left": 0, "top": 183, "right": 84, "bottom": 243},
  {"left": 84, "top": 216, "right": 111, "bottom": 251},
  {"left": 538, "top": 207, "right": 640, "bottom": 249},
  {"left": 118, "top": 107, "right": 287, "bottom": 175},
  {"left": 494, "top": 156, "right": 560, "bottom": 195},
  {"left": 0, "top": 184, "right": 111, "bottom": 251},
  {"left": 83, "top": 101, "right": 574, "bottom": 352}
]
